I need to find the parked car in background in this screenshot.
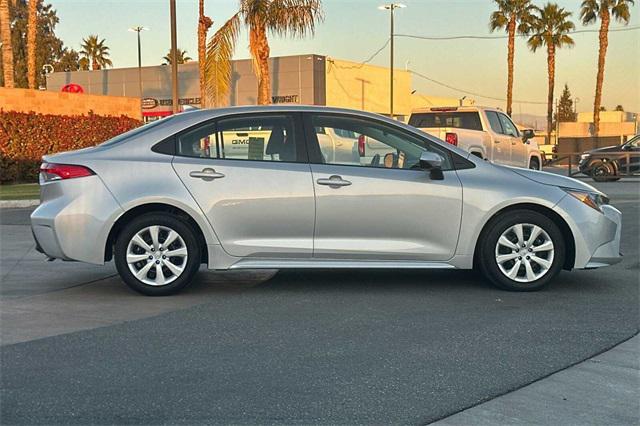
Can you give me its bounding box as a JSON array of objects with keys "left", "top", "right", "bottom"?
[
  {"left": 579, "top": 134, "right": 640, "bottom": 181},
  {"left": 32, "top": 106, "right": 621, "bottom": 296},
  {"left": 408, "top": 106, "right": 543, "bottom": 170}
]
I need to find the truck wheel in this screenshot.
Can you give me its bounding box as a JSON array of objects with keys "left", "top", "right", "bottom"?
[{"left": 529, "top": 158, "right": 540, "bottom": 170}]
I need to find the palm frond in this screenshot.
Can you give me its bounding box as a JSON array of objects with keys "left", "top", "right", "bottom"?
[
  {"left": 266, "top": 0, "right": 323, "bottom": 38},
  {"left": 205, "top": 12, "right": 241, "bottom": 106},
  {"left": 611, "top": 0, "right": 633, "bottom": 23}
]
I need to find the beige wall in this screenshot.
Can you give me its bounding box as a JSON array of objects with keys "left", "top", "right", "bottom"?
[
  {"left": 325, "top": 59, "right": 412, "bottom": 118},
  {"left": 559, "top": 121, "right": 637, "bottom": 138},
  {"left": 577, "top": 110, "right": 636, "bottom": 123},
  {"left": 0, "top": 87, "right": 141, "bottom": 119}
]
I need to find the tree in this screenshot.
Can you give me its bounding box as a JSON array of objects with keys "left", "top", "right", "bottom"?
[
  {"left": 0, "top": 1, "right": 70, "bottom": 88},
  {"left": 554, "top": 83, "right": 576, "bottom": 124},
  {"left": 80, "top": 35, "right": 112, "bottom": 70},
  {"left": 27, "top": 0, "right": 38, "bottom": 88},
  {"left": 54, "top": 47, "right": 80, "bottom": 72},
  {"left": 528, "top": 3, "right": 575, "bottom": 140},
  {"left": 614, "top": 104, "right": 624, "bottom": 111},
  {"left": 206, "top": 0, "right": 323, "bottom": 106},
  {"left": 198, "top": 0, "right": 213, "bottom": 108},
  {"left": 599, "top": 105, "right": 607, "bottom": 111},
  {"left": 163, "top": 48, "right": 192, "bottom": 65},
  {"left": 489, "top": 0, "right": 535, "bottom": 117},
  {"left": 0, "top": 0, "right": 14, "bottom": 87},
  {"left": 580, "top": 0, "right": 634, "bottom": 136}
]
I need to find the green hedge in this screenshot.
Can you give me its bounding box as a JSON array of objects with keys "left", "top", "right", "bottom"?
[{"left": 0, "top": 110, "right": 141, "bottom": 183}]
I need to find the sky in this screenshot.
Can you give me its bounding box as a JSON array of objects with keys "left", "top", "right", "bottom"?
[{"left": 51, "top": 0, "right": 639, "bottom": 117}]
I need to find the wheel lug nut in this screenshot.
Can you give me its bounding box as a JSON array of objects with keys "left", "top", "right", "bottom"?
[
  {"left": 148, "top": 255, "right": 153, "bottom": 260},
  {"left": 155, "top": 260, "right": 160, "bottom": 264},
  {"left": 151, "top": 248, "right": 155, "bottom": 252},
  {"left": 162, "top": 255, "right": 166, "bottom": 259},
  {"left": 159, "top": 247, "right": 163, "bottom": 251},
  {"left": 526, "top": 256, "right": 530, "bottom": 260},
  {"left": 518, "top": 256, "right": 522, "bottom": 260}
]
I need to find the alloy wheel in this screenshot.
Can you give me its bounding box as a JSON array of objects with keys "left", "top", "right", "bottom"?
[
  {"left": 126, "top": 225, "right": 188, "bottom": 286},
  {"left": 494, "top": 223, "right": 554, "bottom": 283}
]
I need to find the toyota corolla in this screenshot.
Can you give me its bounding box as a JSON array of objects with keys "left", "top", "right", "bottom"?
[{"left": 31, "top": 106, "right": 622, "bottom": 295}]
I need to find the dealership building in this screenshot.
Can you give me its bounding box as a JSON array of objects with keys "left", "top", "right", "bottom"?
[{"left": 45, "top": 54, "right": 472, "bottom": 122}]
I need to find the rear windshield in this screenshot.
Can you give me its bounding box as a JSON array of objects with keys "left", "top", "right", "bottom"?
[
  {"left": 99, "top": 116, "right": 173, "bottom": 147},
  {"left": 409, "top": 112, "right": 482, "bottom": 131}
]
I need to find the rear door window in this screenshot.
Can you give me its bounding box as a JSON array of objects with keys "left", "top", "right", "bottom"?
[
  {"left": 408, "top": 112, "right": 482, "bottom": 131},
  {"left": 485, "top": 111, "right": 503, "bottom": 134}
]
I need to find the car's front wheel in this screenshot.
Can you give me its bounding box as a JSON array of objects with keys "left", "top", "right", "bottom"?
[
  {"left": 114, "top": 213, "right": 201, "bottom": 296},
  {"left": 478, "top": 210, "right": 565, "bottom": 291}
]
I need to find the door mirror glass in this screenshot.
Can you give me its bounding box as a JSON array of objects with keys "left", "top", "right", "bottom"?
[
  {"left": 420, "top": 152, "right": 445, "bottom": 180},
  {"left": 522, "top": 129, "right": 535, "bottom": 142}
]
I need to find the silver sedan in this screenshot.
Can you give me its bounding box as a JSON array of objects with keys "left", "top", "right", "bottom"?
[{"left": 31, "top": 106, "right": 622, "bottom": 295}]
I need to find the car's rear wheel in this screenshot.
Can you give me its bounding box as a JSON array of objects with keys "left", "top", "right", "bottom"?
[
  {"left": 114, "top": 213, "right": 201, "bottom": 296},
  {"left": 478, "top": 210, "right": 565, "bottom": 291}
]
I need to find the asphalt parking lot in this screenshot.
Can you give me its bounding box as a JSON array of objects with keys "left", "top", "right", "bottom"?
[{"left": 1, "top": 180, "right": 638, "bottom": 425}]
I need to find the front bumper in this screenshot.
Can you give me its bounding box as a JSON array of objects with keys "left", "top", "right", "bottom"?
[{"left": 555, "top": 195, "right": 622, "bottom": 269}]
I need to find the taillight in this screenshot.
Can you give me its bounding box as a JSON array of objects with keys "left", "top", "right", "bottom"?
[
  {"left": 358, "top": 134, "right": 365, "bottom": 157},
  {"left": 445, "top": 132, "right": 458, "bottom": 146},
  {"left": 40, "top": 162, "right": 95, "bottom": 182}
]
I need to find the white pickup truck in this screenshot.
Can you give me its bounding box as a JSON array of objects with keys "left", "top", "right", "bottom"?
[{"left": 408, "top": 106, "right": 543, "bottom": 170}]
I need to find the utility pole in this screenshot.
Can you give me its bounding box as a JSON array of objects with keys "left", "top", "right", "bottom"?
[
  {"left": 128, "top": 26, "right": 148, "bottom": 109},
  {"left": 379, "top": 3, "right": 405, "bottom": 120},
  {"left": 169, "top": 0, "right": 179, "bottom": 114}
]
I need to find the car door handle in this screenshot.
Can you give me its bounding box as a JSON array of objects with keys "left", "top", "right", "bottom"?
[
  {"left": 316, "top": 175, "right": 352, "bottom": 187},
  {"left": 189, "top": 168, "right": 225, "bottom": 181}
]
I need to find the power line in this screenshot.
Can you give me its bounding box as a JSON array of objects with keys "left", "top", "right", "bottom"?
[
  {"left": 396, "top": 25, "right": 640, "bottom": 41},
  {"left": 328, "top": 38, "right": 390, "bottom": 69},
  {"left": 409, "top": 69, "right": 547, "bottom": 105}
]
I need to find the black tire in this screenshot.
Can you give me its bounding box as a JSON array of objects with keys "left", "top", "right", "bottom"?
[
  {"left": 114, "top": 213, "right": 201, "bottom": 296},
  {"left": 529, "top": 157, "right": 540, "bottom": 170},
  {"left": 478, "top": 210, "right": 565, "bottom": 291},
  {"left": 590, "top": 160, "right": 619, "bottom": 182}
]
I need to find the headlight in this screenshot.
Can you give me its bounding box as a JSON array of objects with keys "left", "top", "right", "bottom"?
[{"left": 563, "top": 188, "right": 609, "bottom": 212}]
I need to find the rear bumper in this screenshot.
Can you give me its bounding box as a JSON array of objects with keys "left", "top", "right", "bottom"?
[{"left": 30, "top": 175, "right": 123, "bottom": 264}]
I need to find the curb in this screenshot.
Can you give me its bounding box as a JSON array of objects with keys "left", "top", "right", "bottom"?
[{"left": 0, "top": 199, "right": 40, "bottom": 208}]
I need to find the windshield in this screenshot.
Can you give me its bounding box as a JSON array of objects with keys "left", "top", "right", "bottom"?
[
  {"left": 624, "top": 134, "right": 639, "bottom": 148},
  {"left": 99, "top": 117, "right": 173, "bottom": 147}
]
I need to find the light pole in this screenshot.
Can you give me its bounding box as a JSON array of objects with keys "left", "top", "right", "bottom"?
[
  {"left": 379, "top": 3, "right": 405, "bottom": 119},
  {"left": 574, "top": 97, "right": 580, "bottom": 118},
  {"left": 169, "top": 0, "right": 179, "bottom": 114},
  {"left": 128, "top": 26, "right": 148, "bottom": 103}
]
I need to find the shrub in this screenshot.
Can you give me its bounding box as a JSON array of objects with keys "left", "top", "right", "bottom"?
[{"left": 0, "top": 110, "right": 141, "bottom": 183}]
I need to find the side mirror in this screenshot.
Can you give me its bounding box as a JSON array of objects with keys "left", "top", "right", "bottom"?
[
  {"left": 419, "top": 152, "right": 445, "bottom": 180},
  {"left": 522, "top": 129, "right": 535, "bottom": 142}
]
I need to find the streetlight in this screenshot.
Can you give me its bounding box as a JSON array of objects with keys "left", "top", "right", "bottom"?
[
  {"left": 378, "top": 3, "right": 405, "bottom": 119},
  {"left": 128, "top": 26, "right": 149, "bottom": 103},
  {"left": 169, "top": 0, "right": 179, "bottom": 114}
]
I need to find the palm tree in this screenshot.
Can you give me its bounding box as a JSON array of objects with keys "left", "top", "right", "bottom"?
[
  {"left": 80, "top": 35, "right": 113, "bottom": 70},
  {"left": 27, "top": 0, "right": 39, "bottom": 89},
  {"left": 0, "top": 0, "right": 14, "bottom": 87},
  {"left": 528, "top": 3, "right": 575, "bottom": 142},
  {"left": 205, "top": 0, "right": 323, "bottom": 106},
  {"left": 198, "top": 0, "right": 213, "bottom": 108},
  {"left": 163, "top": 48, "right": 192, "bottom": 65},
  {"left": 489, "top": 0, "right": 536, "bottom": 117},
  {"left": 580, "top": 0, "right": 634, "bottom": 136}
]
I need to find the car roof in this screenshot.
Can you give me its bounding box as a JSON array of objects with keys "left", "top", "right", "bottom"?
[
  {"left": 410, "top": 106, "right": 500, "bottom": 114},
  {"left": 171, "top": 104, "right": 395, "bottom": 123}
]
